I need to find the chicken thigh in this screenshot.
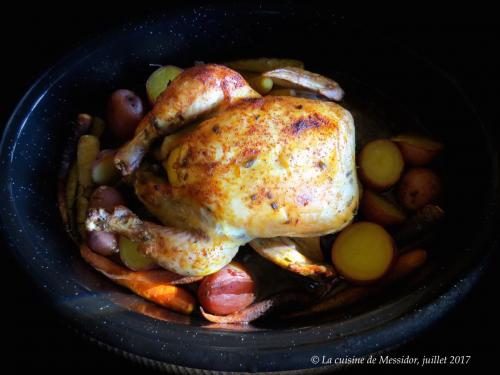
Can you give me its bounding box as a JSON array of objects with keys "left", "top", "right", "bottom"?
[{"left": 88, "top": 64, "right": 358, "bottom": 276}]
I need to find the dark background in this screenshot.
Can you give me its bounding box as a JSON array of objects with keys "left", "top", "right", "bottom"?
[{"left": 0, "top": 3, "right": 498, "bottom": 374}]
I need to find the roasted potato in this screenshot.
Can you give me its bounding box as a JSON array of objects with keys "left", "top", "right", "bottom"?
[
  {"left": 146, "top": 65, "right": 183, "bottom": 104},
  {"left": 106, "top": 89, "right": 144, "bottom": 141},
  {"left": 331, "top": 222, "right": 397, "bottom": 283},
  {"left": 358, "top": 139, "right": 404, "bottom": 191},
  {"left": 87, "top": 230, "right": 119, "bottom": 256},
  {"left": 89, "top": 186, "right": 125, "bottom": 212},
  {"left": 397, "top": 168, "right": 442, "bottom": 210},
  {"left": 392, "top": 134, "right": 443, "bottom": 166},
  {"left": 241, "top": 72, "right": 274, "bottom": 95},
  {"left": 119, "top": 236, "right": 157, "bottom": 271},
  {"left": 360, "top": 190, "right": 406, "bottom": 227}
]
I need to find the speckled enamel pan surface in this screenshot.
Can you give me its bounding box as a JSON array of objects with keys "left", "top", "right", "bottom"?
[{"left": 0, "top": 4, "right": 498, "bottom": 374}]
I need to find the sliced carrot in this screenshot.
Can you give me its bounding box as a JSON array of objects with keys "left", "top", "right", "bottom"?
[
  {"left": 385, "top": 248, "right": 427, "bottom": 281},
  {"left": 80, "top": 245, "right": 196, "bottom": 314}
]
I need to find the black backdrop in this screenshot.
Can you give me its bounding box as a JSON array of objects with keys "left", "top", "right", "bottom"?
[{"left": 0, "top": 2, "right": 499, "bottom": 374}]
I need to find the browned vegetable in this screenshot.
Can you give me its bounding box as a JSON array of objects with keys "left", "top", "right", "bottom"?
[
  {"left": 287, "top": 249, "right": 428, "bottom": 318},
  {"left": 201, "top": 290, "right": 312, "bottom": 324},
  {"left": 118, "top": 236, "right": 157, "bottom": 271},
  {"left": 392, "top": 134, "right": 443, "bottom": 166},
  {"left": 250, "top": 237, "right": 334, "bottom": 277},
  {"left": 198, "top": 262, "right": 256, "bottom": 316},
  {"left": 89, "top": 116, "right": 106, "bottom": 138},
  {"left": 397, "top": 168, "right": 442, "bottom": 210},
  {"left": 87, "top": 231, "right": 118, "bottom": 256},
  {"left": 89, "top": 186, "right": 125, "bottom": 213},
  {"left": 63, "top": 162, "right": 79, "bottom": 240},
  {"left": 57, "top": 114, "right": 92, "bottom": 239},
  {"left": 290, "top": 237, "right": 323, "bottom": 261},
  {"left": 360, "top": 190, "right": 406, "bottom": 227},
  {"left": 80, "top": 245, "right": 196, "bottom": 314},
  {"left": 146, "top": 65, "right": 183, "bottom": 104},
  {"left": 106, "top": 89, "right": 144, "bottom": 141},
  {"left": 224, "top": 58, "right": 304, "bottom": 73},
  {"left": 393, "top": 204, "right": 445, "bottom": 247},
  {"left": 240, "top": 72, "right": 274, "bottom": 95},
  {"left": 169, "top": 276, "right": 203, "bottom": 285},
  {"left": 263, "top": 67, "right": 344, "bottom": 101},
  {"left": 91, "top": 149, "right": 120, "bottom": 185},
  {"left": 75, "top": 135, "right": 100, "bottom": 238},
  {"left": 386, "top": 249, "right": 427, "bottom": 281},
  {"left": 331, "top": 222, "right": 397, "bottom": 283},
  {"left": 358, "top": 139, "right": 405, "bottom": 191},
  {"left": 267, "top": 88, "right": 323, "bottom": 99}
]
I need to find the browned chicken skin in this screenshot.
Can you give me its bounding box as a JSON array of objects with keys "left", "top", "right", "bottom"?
[
  {"left": 88, "top": 64, "right": 358, "bottom": 276},
  {"left": 114, "top": 64, "right": 260, "bottom": 175}
]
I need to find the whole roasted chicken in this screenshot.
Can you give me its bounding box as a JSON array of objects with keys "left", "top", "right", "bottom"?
[{"left": 87, "top": 64, "right": 359, "bottom": 276}]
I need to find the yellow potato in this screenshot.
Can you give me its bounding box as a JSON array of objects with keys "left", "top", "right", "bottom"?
[
  {"left": 392, "top": 134, "right": 443, "bottom": 166},
  {"left": 241, "top": 73, "right": 274, "bottom": 95},
  {"left": 331, "top": 222, "right": 397, "bottom": 283},
  {"left": 360, "top": 190, "right": 406, "bottom": 227},
  {"left": 146, "top": 65, "right": 183, "bottom": 104},
  {"left": 358, "top": 139, "right": 404, "bottom": 191}
]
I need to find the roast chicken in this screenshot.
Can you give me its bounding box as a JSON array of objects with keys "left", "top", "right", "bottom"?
[{"left": 87, "top": 64, "right": 359, "bottom": 276}]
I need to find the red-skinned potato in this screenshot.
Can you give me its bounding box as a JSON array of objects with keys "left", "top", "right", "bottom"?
[
  {"left": 392, "top": 134, "right": 443, "bottom": 166},
  {"left": 91, "top": 150, "right": 120, "bottom": 185},
  {"left": 87, "top": 186, "right": 124, "bottom": 255},
  {"left": 198, "top": 262, "right": 256, "bottom": 316},
  {"left": 331, "top": 222, "right": 397, "bottom": 284},
  {"left": 87, "top": 230, "right": 118, "bottom": 256},
  {"left": 360, "top": 190, "right": 406, "bottom": 227},
  {"left": 397, "top": 168, "right": 442, "bottom": 210},
  {"left": 89, "top": 186, "right": 125, "bottom": 213},
  {"left": 358, "top": 139, "right": 404, "bottom": 191},
  {"left": 106, "top": 89, "right": 144, "bottom": 141}
]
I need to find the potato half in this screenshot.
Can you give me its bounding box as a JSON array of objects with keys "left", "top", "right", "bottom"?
[
  {"left": 360, "top": 190, "right": 406, "bottom": 227},
  {"left": 358, "top": 139, "right": 404, "bottom": 191},
  {"left": 392, "top": 134, "right": 443, "bottom": 166},
  {"left": 331, "top": 222, "right": 397, "bottom": 283}
]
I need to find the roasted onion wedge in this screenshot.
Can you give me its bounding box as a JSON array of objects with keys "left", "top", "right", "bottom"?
[
  {"left": 249, "top": 237, "right": 334, "bottom": 277},
  {"left": 200, "top": 290, "right": 312, "bottom": 324},
  {"left": 263, "top": 67, "right": 344, "bottom": 101}
]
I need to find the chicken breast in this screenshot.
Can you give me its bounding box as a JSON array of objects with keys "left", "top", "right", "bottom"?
[{"left": 135, "top": 95, "right": 358, "bottom": 242}]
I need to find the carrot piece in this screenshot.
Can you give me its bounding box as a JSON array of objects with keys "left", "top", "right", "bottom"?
[
  {"left": 80, "top": 245, "right": 196, "bottom": 314},
  {"left": 385, "top": 248, "right": 427, "bottom": 281},
  {"left": 287, "top": 249, "right": 428, "bottom": 318}
]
